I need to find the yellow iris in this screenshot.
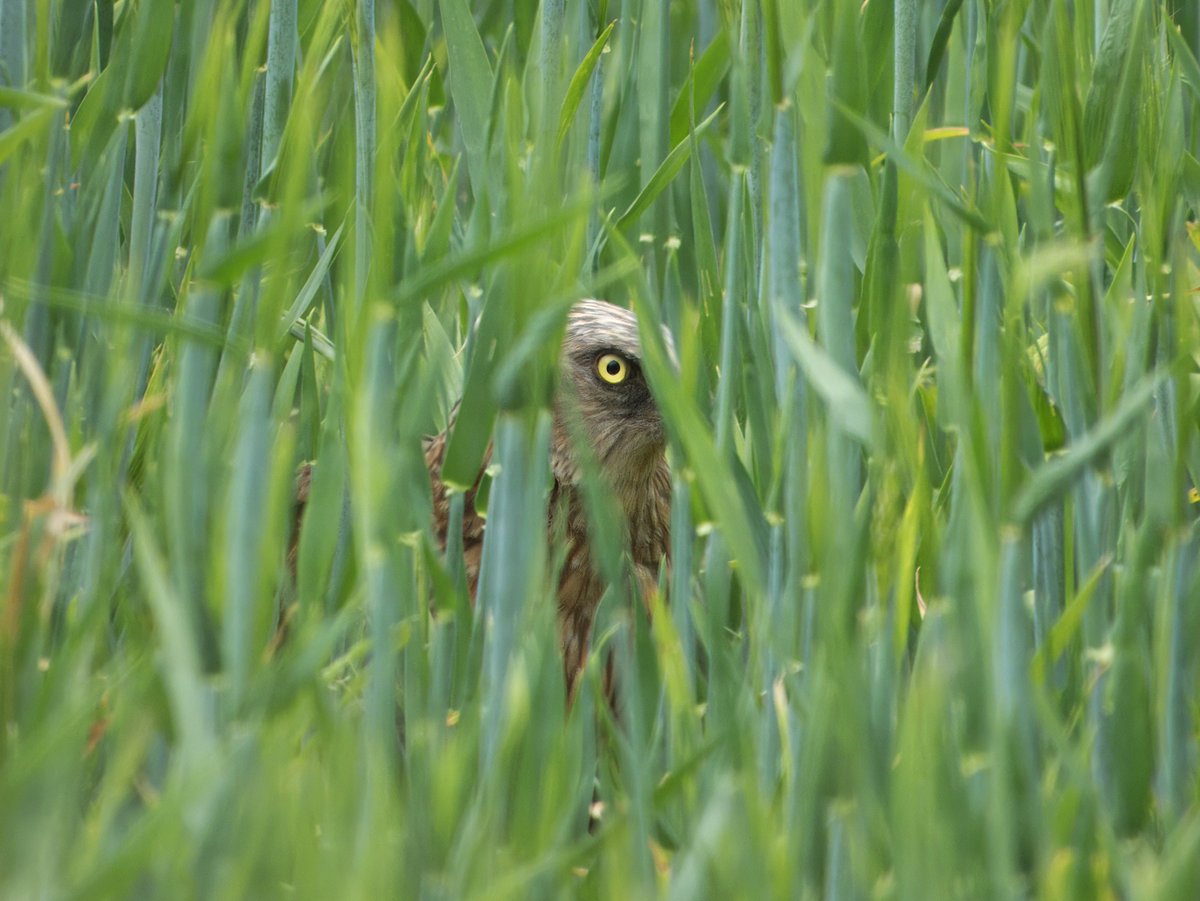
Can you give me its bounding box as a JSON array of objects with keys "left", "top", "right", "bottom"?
[{"left": 597, "top": 353, "right": 628, "bottom": 384}]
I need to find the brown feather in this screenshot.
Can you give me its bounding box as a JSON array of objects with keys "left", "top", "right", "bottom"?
[{"left": 292, "top": 299, "right": 673, "bottom": 699}]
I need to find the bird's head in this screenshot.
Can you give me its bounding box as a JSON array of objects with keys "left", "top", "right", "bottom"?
[{"left": 554, "top": 300, "right": 674, "bottom": 492}]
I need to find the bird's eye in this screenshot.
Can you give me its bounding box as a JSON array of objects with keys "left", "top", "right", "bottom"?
[{"left": 597, "top": 353, "right": 629, "bottom": 385}]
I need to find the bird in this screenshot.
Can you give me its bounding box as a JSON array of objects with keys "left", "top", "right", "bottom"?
[{"left": 292, "top": 299, "right": 673, "bottom": 698}]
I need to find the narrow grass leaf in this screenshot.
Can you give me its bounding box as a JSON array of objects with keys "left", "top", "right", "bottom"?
[
  {"left": 776, "top": 312, "right": 874, "bottom": 449},
  {"left": 437, "top": 0, "right": 494, "bottom": 189},
  {"left": 616, "top": 103, "right": 723, "bottom": 232},
  {"left": 556, "top": 21, "right": 614, "bottom": 150},
  {"left": 1013, "top": 369, "right": 1165, "bottom": 525},
  {"left": 278, "top": 222, "right": 344, "bottom": 338},
  {"left": 124, "top": 493, "right": 214, "bottom": 759},
  {"left": 667, "top": 27, "right": 730, "bottom": 147}
]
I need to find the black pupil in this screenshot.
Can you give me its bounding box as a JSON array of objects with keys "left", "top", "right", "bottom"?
[{"left": 606, "top": 358, "right": 622, "bottom": 376}]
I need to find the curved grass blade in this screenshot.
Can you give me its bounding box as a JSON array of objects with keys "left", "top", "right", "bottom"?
[
  {"left": 278, "top": 222, "right": 344, "bottom": 339},
  {"left": 438, "top": 0, "right": 494, "bottom": 190},
  {"left": 616, "top": 103, "right": 723, "bottom": 233},
  {"left": 555, "top": 20, "right": 614, "bottom": 151},
  {"left": 1013, "top": 369, "right": 1166, "bottom": 526}
]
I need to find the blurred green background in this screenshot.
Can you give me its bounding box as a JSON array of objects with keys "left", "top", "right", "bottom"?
[{"left": 1, "top": 0, "right": 1200, "bottom": 896}]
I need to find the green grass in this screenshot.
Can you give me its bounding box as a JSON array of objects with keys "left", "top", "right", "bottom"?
[{"left": 2, "top": 0, "right": 1200, "bottom": 896}]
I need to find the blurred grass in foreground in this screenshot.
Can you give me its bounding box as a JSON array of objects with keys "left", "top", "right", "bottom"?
[{"left": 1, "top": 0, "right": 1200, "bottom": 897}]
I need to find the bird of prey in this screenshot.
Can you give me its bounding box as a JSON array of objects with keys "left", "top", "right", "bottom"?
[{"left": 294, "top": 299, "right": 673, "bottom": 697}]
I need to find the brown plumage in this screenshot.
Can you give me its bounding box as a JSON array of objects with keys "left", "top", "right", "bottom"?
[
  {"left": 294, "top": 299, "right": 672, "bottom": 695},
  {"left": 428, "top": 300, "right": 673, "bottom": 693}
]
